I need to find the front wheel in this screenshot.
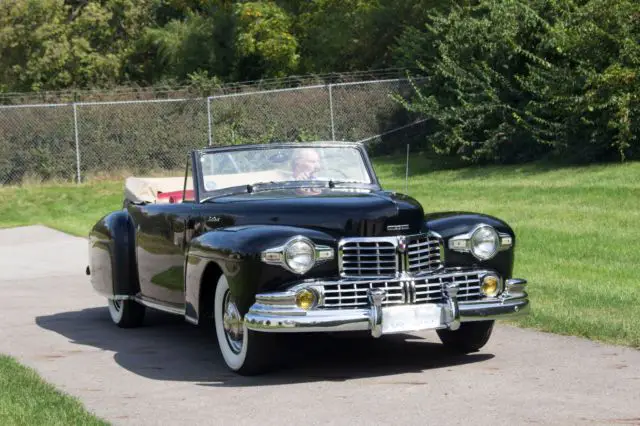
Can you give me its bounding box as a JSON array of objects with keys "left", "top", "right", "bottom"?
[
  {"left": 107, "top": 298, "right": 145, "bottom": 328},
  {"left": 213, "top": 275, "right": 279, "bottom": 375},
  {"left": 436, "top": 320, "right": 495, "bottom": 353}
]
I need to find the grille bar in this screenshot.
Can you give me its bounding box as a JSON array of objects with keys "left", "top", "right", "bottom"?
[
  {"left": 414, "top": 272, "right": 483, "bottom": 303},
  {"left": 407, "top": 235, "right": 442, "bottom": 273},
  {"left": 338, "top": 233, "right": 442, "bottom": 278},
  {"left": 339, "top": 239, "right": 398, "bottom": 277},
  {"left": 322, "top": 270, "right": 485, "bottom": 309},
  {"left": 342, "top": 247, "right": 396, "bottom": 252}
]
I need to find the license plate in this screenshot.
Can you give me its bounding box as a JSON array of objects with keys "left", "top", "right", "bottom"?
[{"left": 381, "top": 304, "right": 443, "bottom": 334}]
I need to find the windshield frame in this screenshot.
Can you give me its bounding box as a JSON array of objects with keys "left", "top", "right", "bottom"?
[{"left": 191, "top": 142, "right": 381, "bottom": 202}]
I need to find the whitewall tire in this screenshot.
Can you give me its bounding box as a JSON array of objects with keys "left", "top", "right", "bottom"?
[
  {"left": 213, "top": 275, "right": 278, "bottom": 375},
  {"left": 107, "top": 298, "right": 145, "bottom": 328}
]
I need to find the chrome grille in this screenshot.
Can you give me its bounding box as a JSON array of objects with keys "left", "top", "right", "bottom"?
[
  {"left": 322, "top": 270, "right": 483, "bottom": 309},
  {"left": 339, "top": 240, "right": 397, "bottom": 276},
  {"left": 407, "top": 235, "right": 442, "bottom": 273},
  {"left": 323, "top": 279, "right": 405, "bottom": 309},
  {"left": 414, "top": 271, "right": 482, "bottom": 303},
  {"left": 338, "top": 233, "right": 443, "bottom": 278}
]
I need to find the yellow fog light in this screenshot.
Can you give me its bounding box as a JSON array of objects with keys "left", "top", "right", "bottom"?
[
  {"left": 481, "top": 275, "right": 500, "bottom": 297},
  {"left": 295, "top": 288, "right": 317, "bottom": 310}
]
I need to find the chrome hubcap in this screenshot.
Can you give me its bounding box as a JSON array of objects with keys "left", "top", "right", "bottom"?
[{"left": 222, "top": 291, "right": 243, "bottom": 354}]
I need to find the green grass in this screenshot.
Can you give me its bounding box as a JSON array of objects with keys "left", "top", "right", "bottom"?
[
  {"left": 0, "top": 158, "right": 639, "bottom": 349},
  {"left": 375, "top": 155, "right": 640, "bottom": 348},
  {"left": 0, "top": 355, "right": 107, "bottom": 426},
  {"left": 0, "top": 181, "right": 124, "bottom": 237}
]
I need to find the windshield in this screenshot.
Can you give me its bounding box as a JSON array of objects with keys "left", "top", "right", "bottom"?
[{"left": 199, "top": 146, "right": 373, "bottom": 192}]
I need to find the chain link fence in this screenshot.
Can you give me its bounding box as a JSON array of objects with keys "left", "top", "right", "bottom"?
[{"left": 0, "top": 78, "right": 423, "bottom": 185}]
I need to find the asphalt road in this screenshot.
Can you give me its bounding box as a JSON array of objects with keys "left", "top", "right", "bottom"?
[{"left": 0, "top": 226, "right": 639, "bottom": 426}]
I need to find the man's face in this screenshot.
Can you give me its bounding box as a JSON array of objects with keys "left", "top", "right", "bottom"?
[{"left": 293, "top": 149, "right": 321, "bottom": 178}]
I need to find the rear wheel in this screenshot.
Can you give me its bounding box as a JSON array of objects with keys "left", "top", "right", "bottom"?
[
  {"left": 213, "top": 275, "right": 278, "bottom": 375},
  {"left": 107, "top": 298, "right": 145, "bottom": 328},
  {"left": 436, "top": 320, "right": 495, "bottom": 353}
]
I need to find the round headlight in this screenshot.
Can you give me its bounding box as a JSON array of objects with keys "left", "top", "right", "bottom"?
[
  {"left": 284, "top": 238, "right": 316, "bottom": 274},
  {"left": 470, "top": 226, "right": 499, "bottom": 260}
]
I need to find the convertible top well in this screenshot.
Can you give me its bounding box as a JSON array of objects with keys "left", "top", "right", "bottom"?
[{"left": 124, "top": 177, "right": 192, "bottom": 204}]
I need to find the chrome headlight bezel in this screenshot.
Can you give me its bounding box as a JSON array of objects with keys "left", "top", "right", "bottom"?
[
  {"left": 261, "top": 235, "right": 334, "bottom": 275},
  {"left": 284, "top": 237, "right": 316, "bottom": 274},
  {"left": 480, "top": 273, "right": 503, "bottom": 297},
  {"left": 470, "top": 225, "right": 500, "bottom": 260},
  {"left": 448, "top": 224, "right": 513, "bottom": 261}
]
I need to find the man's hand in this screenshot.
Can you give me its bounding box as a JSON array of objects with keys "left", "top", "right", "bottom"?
[{"left": 295, "top": 171, "right": 316, "bottom": 180}]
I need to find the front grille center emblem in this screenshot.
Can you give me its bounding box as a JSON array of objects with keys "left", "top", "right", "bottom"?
[{"left": 398, "top": 237, "right": 407, "bottom": 253}]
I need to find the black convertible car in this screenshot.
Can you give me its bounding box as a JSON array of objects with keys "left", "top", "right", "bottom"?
[{"left": 87, "top": 142, "right": 529, "bottom": 375}]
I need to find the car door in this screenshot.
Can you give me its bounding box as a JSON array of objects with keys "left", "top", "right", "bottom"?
[
  {"left": 129, "top": 204, "right": 190, "bottom": 308},
  {"left": 129, "top": 159, "right": 198, "bottom": 309}
]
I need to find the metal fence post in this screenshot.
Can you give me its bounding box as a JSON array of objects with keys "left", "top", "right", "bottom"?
[
  {"left": 73, "top": 103, "right": 81, "bottom": 183},
  {"left": 328, "top": 84, "right": 336, "bottom": 141},
  {"left": 207, "top": 96, "right": 213, "bottom": 146}
]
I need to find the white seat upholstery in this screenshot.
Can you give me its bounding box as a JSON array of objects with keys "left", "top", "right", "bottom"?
[
  {"left": 124, "top": 177, "right": 192, "bottom": 204},
  {"left": 124, "top": 170, "right": 286, "bottom": 204}
]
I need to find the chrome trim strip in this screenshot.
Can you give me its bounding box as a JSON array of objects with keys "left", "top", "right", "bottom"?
[
  {"left": 459, "top": 298, "right": 530, "bottom": 321},
  {"left": 110, "top": 294, "right": 134, "bottom": 301},
  {"left": 245, "top": 308, "right": 371, "bottom": 333},
  {"left": 185, "top": 316, "right": 199, "bottom": 325},
  {"left": 134, "top": 297, "right": 185, "bottom": 316}
]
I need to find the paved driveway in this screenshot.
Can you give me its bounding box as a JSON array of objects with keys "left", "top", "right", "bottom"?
[{"left": 0, "top": 226, "right": 638, "bottom": 425}]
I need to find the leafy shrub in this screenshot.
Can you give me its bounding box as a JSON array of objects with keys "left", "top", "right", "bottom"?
[{"left": 393, "top": 0, "right": 640, "bottom": 164}]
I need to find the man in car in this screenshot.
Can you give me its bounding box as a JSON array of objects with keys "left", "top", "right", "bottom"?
[{"left": 291, "top": 148, "right": 321, "bottom": 181}]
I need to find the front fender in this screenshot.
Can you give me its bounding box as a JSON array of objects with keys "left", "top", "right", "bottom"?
[
  {"left": 424, "top": 211, "right": 516, "bottom": 278},
  {"left": 185, "top": 225, "right": 338, "bottom": 319},
  {"left": 88, "top": 210, "right": 139, "bottom": 298}
]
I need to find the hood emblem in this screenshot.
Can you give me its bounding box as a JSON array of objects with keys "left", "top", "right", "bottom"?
[{"left": 387, "top": 224, "right": 410, "bottom": 231}]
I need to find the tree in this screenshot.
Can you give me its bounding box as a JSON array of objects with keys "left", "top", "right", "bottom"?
[
  {"left": 0, "top": 0, "right": 73, "bottom": 91},
  {"left": 233, "top": 1, "right": 299, "bottom": 79},
  {"left": 0, "top": 0, "right": 154, "bottom": 92},
  {"left": 393, "top": 0, "right": 640, "bottom": 163}
]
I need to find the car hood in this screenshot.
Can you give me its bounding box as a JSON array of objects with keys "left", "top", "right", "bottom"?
[{"left": 210, "top": 187, "right": 424, "bottom": 237}]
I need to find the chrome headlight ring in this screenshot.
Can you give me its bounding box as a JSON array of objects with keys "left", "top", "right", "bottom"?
[
  {"left": 261, "top": 235, "right": 334, "bottom": 274},
  {"left": 448, "top": 224, "right": 513, "bottom": 261}
]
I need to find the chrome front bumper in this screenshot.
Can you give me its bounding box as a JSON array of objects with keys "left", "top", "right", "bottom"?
[{"left": 244, "top": 278, "right": 529, "bottom": 337}]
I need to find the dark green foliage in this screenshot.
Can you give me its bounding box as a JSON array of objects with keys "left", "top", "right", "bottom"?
[
  {"left": 0, "top": 0, "right": 452, "bottom": 91},
  {"left": 394, "top": 0, "right": 640, "bottom": 164},
  {"left": 1, "top": 0, "right": 638, "bottom": 167}
]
